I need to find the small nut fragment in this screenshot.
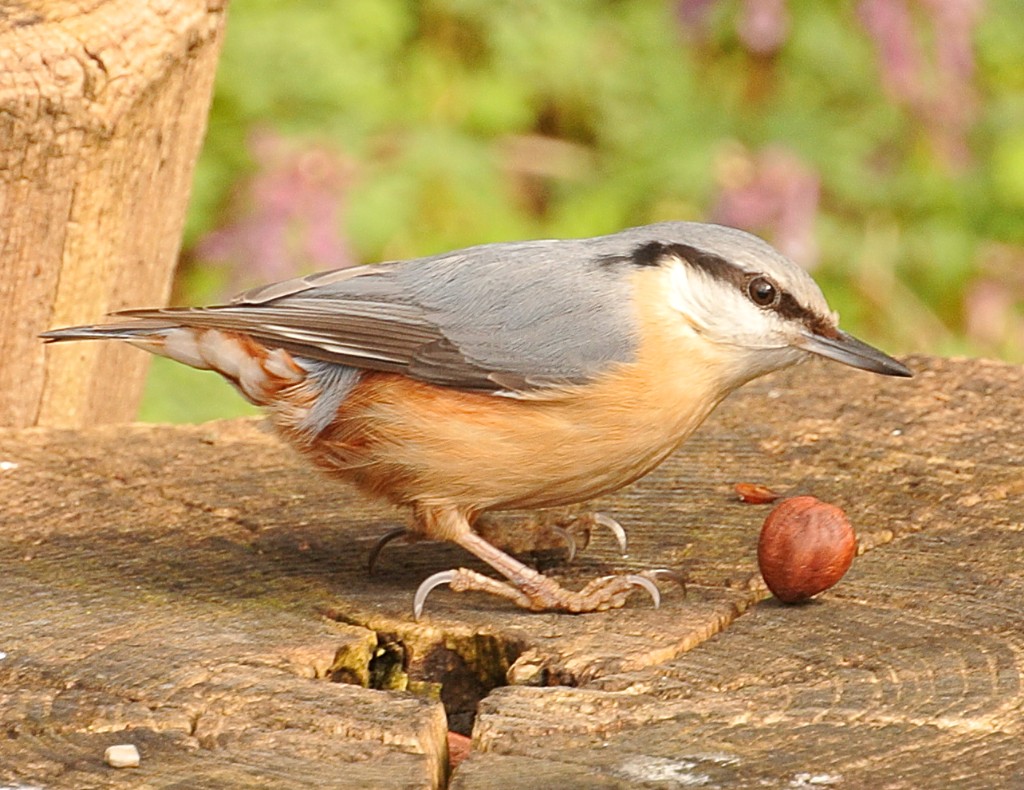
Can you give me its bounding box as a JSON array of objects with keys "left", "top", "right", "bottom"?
[
  {"left": 757, "top": 496, "right": 856, "bottom": 603},
  {"left": 734, "top": 482, "right": 781, "bottom": 504},
  {"left": 448, "top": 731, "right": 472, "bottom": 771},
  {"left": 104, "top": 744, "right": 140, "bottom": 768}
]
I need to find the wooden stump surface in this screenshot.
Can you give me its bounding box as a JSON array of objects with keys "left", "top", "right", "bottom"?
[{"left": 1, "top": 356, "right": 1022, "bottom": 788}]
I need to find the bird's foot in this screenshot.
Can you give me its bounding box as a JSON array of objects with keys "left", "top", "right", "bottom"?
[
  {"left": 413, "top": 567, "right": 668, "bottom": 618},
  {"left": 561, "top": 511, "right": 629, "bottom": 558},
  {"left": 367, "top": 526, "right": 416, "bottom": 575},
  {"left": 407, "top": 505, "right": 671, "bottom": 618},
  {"left": 366, "top": 509, "right": 627, "bottom": 576},
  {"left": 473, "top": 509, "right": 629, "bottom": 565}
]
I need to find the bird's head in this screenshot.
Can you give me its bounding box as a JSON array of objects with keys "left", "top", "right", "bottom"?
[{"left": 628, "top": 223, "right": 912, "bottom": 386}]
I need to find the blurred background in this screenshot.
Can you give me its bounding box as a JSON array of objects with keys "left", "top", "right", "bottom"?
[{"left": 141, "top": 0, "right": 1024, "bottom": 422}]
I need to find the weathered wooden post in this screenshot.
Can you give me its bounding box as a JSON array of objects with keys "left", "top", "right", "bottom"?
[{"left": 0, "top": 0, "right": 227, "bottom": 427}]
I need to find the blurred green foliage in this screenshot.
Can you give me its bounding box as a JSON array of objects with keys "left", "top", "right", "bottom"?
[{"left": 142, "top": 0, "right": 1024, "bottom": 422}]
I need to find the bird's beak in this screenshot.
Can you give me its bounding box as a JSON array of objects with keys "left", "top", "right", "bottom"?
[{"left": 798, "top": 330, "right": 912, "bottom": 377}]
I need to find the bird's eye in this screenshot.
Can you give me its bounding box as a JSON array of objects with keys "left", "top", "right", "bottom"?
[{"left": 747, "top": 276, "right": 778, "bottom": 307}]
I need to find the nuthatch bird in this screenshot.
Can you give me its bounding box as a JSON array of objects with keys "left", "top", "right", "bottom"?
[{"left": 42, "top": 222, "right": 912, "bottom": 615}]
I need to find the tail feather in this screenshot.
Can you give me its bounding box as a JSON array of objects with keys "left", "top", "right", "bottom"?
[
  {"left": 40, "top": 318, "right": 180, "bottom": 342},
  {"left": 40, "top": 320, "right": 308, "bottom": 407}
]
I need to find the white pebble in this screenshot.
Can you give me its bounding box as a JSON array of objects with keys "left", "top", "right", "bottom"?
[{"left": 104, "top": 744, "right": 140, "bottom": 768}]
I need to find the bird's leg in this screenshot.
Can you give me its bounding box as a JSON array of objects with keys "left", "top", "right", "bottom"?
[{"left": 411, "top": 504, "right": 663, "bottom": 617}]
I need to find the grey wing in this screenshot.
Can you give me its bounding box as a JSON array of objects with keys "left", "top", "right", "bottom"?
[{"left": 117, "top": 238, "right": 642, "bottom": 394}]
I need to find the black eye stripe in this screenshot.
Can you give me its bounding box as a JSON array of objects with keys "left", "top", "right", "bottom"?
[{"left": 624, "top": 240, "right": 838, "bottom": 338}]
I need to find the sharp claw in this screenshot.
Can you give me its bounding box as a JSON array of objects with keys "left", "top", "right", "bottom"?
[
  {"left": 413, "top": 570, "right": 457, "bottom": 619},
  {"left": 593, "top": 512, "right": 628, "bottom": 555},
  {"left": 625, "top": 574, "right": 662, "bottom": 609},
  {"left": 647, "top": 567, "right": 686, "bottom": 592},
  {"left": 549, "top": 525, "right": 578, "bottom": 563},
  {"left": 367, "top": 526, "right": 409, "bottom": 575}
]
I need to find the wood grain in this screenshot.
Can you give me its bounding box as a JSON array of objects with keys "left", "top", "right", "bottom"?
[{"left": 0, "top": 0, "right": 225, "bottom": 428}]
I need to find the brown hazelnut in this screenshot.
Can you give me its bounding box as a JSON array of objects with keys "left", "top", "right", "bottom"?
[{"left": 757, "top": 496, "right": 856, "bottom": 603}]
